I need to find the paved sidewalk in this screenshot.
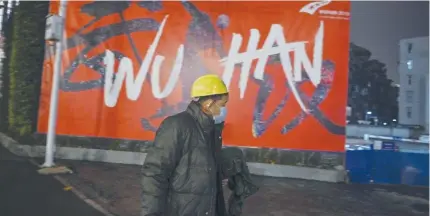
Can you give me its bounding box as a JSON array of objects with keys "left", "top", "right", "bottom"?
[
  {"left": 0, "top": 145, "right": 105, "bottom": 216},
  {"left": 59, "top": 160, "right": 429, "bottom": 216}
]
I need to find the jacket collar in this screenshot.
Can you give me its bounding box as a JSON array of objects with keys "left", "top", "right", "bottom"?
[{"left": 186, "top": 101, "right": 214, "bottom": 131}]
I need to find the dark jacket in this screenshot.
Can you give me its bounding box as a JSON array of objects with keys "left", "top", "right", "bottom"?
[
  {"left": 220, "top": 147, "right": 259, "bottom": 216},
  {"left": 141, "top": 101, "right": 226, "bottom": 216}
]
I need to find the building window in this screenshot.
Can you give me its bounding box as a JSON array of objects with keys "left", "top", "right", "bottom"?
[
  {"left": 353, "top": 85, "right": 359, "bottom": 93},
  {"left": 407, "top": 43, "right": 413, "bottom": 54},
  {"left": 406, "top": 90, "right": 413, "bottom": 103},
  {"left": 407, "top": 75, "right": 412, "bottom": 85},
  {"left": 407, "top": 60, "right": 413, "bottom": 70},
  {"left": 406, "top": 106, "right": 412, "bottom": 118}
]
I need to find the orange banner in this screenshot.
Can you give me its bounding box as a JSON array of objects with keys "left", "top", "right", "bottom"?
[{"left": 38, "top": 1, "right": 350, "bottom": 152}]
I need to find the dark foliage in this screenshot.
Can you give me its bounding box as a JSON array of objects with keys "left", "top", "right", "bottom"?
[
  {"left": 6, "top": 1, "right": 49, "bottom": 138},
  {"left": 0, "top": 2, "right": 15, "bottom": 132},
  {"left": 348, "top": 43, "right": 399, "bottom": 125}
]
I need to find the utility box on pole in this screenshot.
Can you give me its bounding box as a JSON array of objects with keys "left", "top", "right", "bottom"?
[{"left": 45, "top": 14, "right": 63, "bottom": 42}]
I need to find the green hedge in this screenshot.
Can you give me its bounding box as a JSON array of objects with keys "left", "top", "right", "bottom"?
[
  {"left": 0, "top": 7, "right": 14, "bottom": 133},
  {"left": 7, "top": 1, "right": 48, "bottom": 138}
]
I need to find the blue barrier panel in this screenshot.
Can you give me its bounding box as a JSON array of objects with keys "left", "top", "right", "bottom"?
[
  {"left": 345, "top": 150, "right": 373, "bottom": 184},
  {"left": 372, "top": 151, "right": 403, "bottom": 185},
  {"left": 399, "top": 152, "right": 429, "bottom": 186},
  {"left": 346, "top": 150, "right": 429, "bottom": 187}
]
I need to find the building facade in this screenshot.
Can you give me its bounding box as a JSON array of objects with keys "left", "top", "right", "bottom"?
[{"left": 397, "top": 36, "right": 429, "bottom": 130}]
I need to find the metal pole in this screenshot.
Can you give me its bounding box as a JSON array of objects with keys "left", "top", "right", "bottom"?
[{"left": 42, "top": 0, "right": 67, "bottom": 167}]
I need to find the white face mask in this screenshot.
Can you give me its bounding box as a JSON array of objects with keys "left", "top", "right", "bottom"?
[{"left": 213, "top": 107, "right": 227, "bottom": 124}]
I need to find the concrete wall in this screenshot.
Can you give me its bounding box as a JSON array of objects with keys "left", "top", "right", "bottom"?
[
  {"left": 396, "top": 141, "right": 429, "bottom": 153},
  {"left": 0, "top": 132, "right": 346, "bottom": 183},
  {"left": 346, "top": 124, "right": 411, "bottom": 138},
  {"left": 22, "top": 133, "right": 345, "bottom": 170}
]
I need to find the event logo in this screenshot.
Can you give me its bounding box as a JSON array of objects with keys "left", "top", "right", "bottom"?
[
  {"left": 300, "top": 0, "right": 349, "bottom": 20},
  {"left": 299, "top": 0, "right": 332, "bottom": 15}
]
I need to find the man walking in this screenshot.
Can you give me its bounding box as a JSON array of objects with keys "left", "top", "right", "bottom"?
[{"left": 141, "top": 74, "right": 229, "bottom": 216}]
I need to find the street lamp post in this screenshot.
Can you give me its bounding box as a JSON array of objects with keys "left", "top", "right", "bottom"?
[{"left": 42, "top": 0, "right": 67, "bottom": 168}]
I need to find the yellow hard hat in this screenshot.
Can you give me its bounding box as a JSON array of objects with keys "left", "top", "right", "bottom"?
[{"left": 190, "top": 74, "right": 228, "bottom": 98}]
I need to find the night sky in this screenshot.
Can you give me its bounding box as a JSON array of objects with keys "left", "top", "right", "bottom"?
[{"left": 350, "top": 1, "right": 429, "bottom": 84}]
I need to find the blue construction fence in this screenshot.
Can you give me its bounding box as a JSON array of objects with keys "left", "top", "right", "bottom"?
[{"left": 346, "top": 145, "right": 429, "bottom": 187}]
